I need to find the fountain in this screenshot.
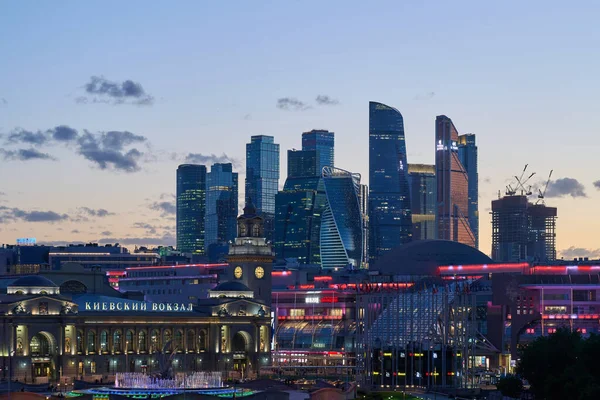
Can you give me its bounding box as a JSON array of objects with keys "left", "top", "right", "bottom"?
[{"left": 115, "top": 371, "right": 223, "bottom": 389}]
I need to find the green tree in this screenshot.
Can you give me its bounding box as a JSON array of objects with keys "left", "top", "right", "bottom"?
[{"left": 496, "top": 375, "right": 523, "bottom": 398}]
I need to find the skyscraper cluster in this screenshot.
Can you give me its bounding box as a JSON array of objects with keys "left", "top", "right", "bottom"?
[{"left": 176, "top": 103, "right": 482, "bottom": 268}]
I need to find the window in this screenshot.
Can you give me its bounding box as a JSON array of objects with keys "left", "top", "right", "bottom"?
[
  {"left": 126, "top": 330, "right": 134, "bottom": 352},
  {"left": 543, "top": 293, "right": 569, "bottom": 301},
  {"left": 138, "top": 331, "right": 147, "bottom": 352},
  {"left": 150, "top": 329, "right": 160, "bottom": 352},
  {"left": 114, "top": 331, "right": 122, "bottom": 352},
  {"left": 100, "top": 331, "right": 109, "bottom": 352},
  {"left": 290, "top": 309, "right": 305, "bottom": 317},
  {"left": 198, "top": 330, "right": 207, "bottom": 351},
  {"left": 87, "top": 331, "right": 96, "bottom": 353},
  {"left": 574, "top": 290, "right": 597, "bottom": 302},
  {"left": 544, "top": 306, "right": 566, "bottom": 314},
  {"left": 187, "top": 330, "right": 195, "bottom": 352},
  {"left": 175, "top": 330, "right": 183, "bottom": 351},
  {"left": 77, "top": 330, "right": 84, "bottom": 353},
  {"left": 163, "top": 330, "right": 172, "bottom": 351}
]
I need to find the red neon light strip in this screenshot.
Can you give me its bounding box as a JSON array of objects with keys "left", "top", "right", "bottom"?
[
  {"left": 125, "top": 263, "right": 228, "bottom": 270},
  {"left": 314, "top": 276, "right": 333, "bottom": 281}
]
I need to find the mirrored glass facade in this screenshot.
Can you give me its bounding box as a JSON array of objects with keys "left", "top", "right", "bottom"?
[
  {"left": 176, "top": 164, "right": 207, "bottom": 254},
  {"left": 302, "top": 129, "right": 334, "bottom": 172},
  {"left": 287, "top": 150, "right": 318, "bottom": 178},
  {"left": 458, "top": 134, "right": 479, "bottom": 248},
  {"left": 320, "top": 167, "right": 363, "bottom": 269},
  {"left": 245, "top": 135, "right": 280, "bottom": 241},
  {"left": 435, "top": 116, "right": 476, "bottom": 247},
  {"left": 368, "top": 101, "right": 413, "bottom": 263},
  {"left": 205, "top": 163, "right": 238, "bottom": 259},
  {"left": 408, "top": 164, "right": 437, "bottom": 240}
]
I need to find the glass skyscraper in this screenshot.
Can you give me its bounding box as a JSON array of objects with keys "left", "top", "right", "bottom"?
[
  {"left": 368, "top": 101, "right": 413, "bottom": 263},
  {"left": 287, "top": 150, "right": 319, "bottom": 178},
  {"left": 358, "top": 184, "right": 369, "bottom": 268},
  {"left": 408, "top": 164, "right": 437, "bottom": 240},
  {"left": 176, "top": 164, "right": 207, "bottom": 254},
  {"left": 458, "top": 134, "right": 479, "bottom": 248},
  {"left": 302, "top": 129, "right": 334, "bottom": 172},
  {"left": 320, "top": 167, "right": 363, "bottom": 269},
  {"left": 205, "top": 163, "right": 238, "bottom": 260},
  {"left": 245, "top": 135, "right": 280, "bottom": 241},
  {"left": 435, "top": 116, "right": 476, "bottom": 248}
]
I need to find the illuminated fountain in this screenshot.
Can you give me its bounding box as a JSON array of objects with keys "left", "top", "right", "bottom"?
[{"left": 115, "top": 372, "right": 222, "bottom": 389}]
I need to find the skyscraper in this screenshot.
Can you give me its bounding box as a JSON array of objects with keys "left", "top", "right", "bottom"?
[
  {"left": 320, "top": 167, "right": 363, "bottom": 269},
  {"left": 458, "top": 134, "right": 479, "bottom": 248},
  {"left": 287, "top": 149, "right": 319, "bottom": 178},
  {"left": 368, "top": 101, "right": 413, "bottom": 263},
  {"left": 245, "top": 135, "right": 280, "bottom": 241},
  {"left": 491, "top": 195, "right": 557, "bottom": 262},
  {"left": 408, "top": 164, "right": 437, "bottom": 240},
  {"left": 302, "top": 129, "right": 334, "bottom": 172},
  {"left": 358, "top": 184, "right": 369, "bottom": 268},
  {"left": 176, "top": 164, "right": 207, "bottom": 254},
  {"left": 435, "top": 115, "right": 476, "bottom": 248},
  {"left": 205, "top": 163, "right": 238, "bottom": 261}
]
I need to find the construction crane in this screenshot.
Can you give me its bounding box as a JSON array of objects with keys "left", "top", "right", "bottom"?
[
  {"left": 537, "top": 170, "right": 553, "bottom": 205},
  {"left": 515, "top": 164, "right": 536, "bottom": 196}
]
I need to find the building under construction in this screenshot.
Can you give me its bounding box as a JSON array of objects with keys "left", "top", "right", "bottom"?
[{"left": 491, "top": 195, "right": 557, "bottom": 262}]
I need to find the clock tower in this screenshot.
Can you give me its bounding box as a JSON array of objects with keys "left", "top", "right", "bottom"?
[{"left": 227, "top": 198, "right": 274, "bottom": 306}]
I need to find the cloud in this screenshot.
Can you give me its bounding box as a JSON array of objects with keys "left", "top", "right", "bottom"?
[
  {"left": 184, "top": 152, "right": 238, "bottom": 166},
  {"left": 133, "top": 222, "right": 174, "bottom": 236},
  {"left": 484, "top": 177, "right": 492, "bottom": 184},
  {"left": 243, "top": 114, "right": 251, "bottom": 120},
  {"left": 52, "top": 125, "right": 78, "bottom": 142},
  {"left": 1, "top": 98, "right": 7, "bottom": 105},
  {"left": 150, "top": 201, "right": 176, "bottom": 217},
  {"left": 77, "top": 76, "right": 154, "bottom": 105},
  {"left": 100, "top": 230, "right": 112, "bottom": 236},
  {"left": 97, "top": 233, "right": 175, "bottom": 246},
  {"left": 71, "top": 229, "right": 80, "bottom": 234},
  {"left": 414, "top": 92, "right": 436, "bottom": 100},
  {"left": 545, "top": 177, "right": 587, "bottom": 198},
  {"left": 315, "top": 95, "right": 339, "bottom": 106},
  {"left": 593, "top": 180, "right": 600, "bottom": 190},
  {"left": 76, "top": 130, "right": 147, "bottom": 172},
  {"left": 276, "top": 97, "right": 310, "bottom": 111},
  {"left": 0, "top": 148, "right": 56, "bottom": 161},
  {"left": 559, "top": 246, "right": 600, "bottom": 260},
  {"left": 6, "top": 129, "right": 47, "bottom": 145},
  {"left": 0, "top": 206, "right": 69, "bottom": 223},
  {"left": 78, "top": 207, "right": 114, "bottom": 217}
]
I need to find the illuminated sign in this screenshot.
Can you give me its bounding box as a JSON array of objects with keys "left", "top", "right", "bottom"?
[
  {"left": 16, "top": 238, "right": 36, "bottom": 246},
  {"left": 305, "top": 296, "right": 320, "bottom": 304},
  {"left": 84, "top": 301, "right": 194, "bottom": 312}
]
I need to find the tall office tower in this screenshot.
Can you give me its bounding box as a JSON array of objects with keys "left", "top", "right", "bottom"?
[
  {"left": 458, "top": 134, "right": 479, "bottom": 248},
  {"left": 435, "top": 115, "right": 476, "bottom": 248},
  {"left": 491, "top": 195, "right": 557, "bottom": 262},
  {"left": 287, "top": 150, "right": 319, "bottom": 178},
  {"left": 358, "top": 184, "right": 369, "bottom": 268},
  {"left": 368, "top": 101, "right": 413, "bottom": 263},
  {"left": 302, "top": 129, "right": 335, "bottom": 172},
  {"left": 408, "top": 164, "right": 437, "bottom": 240},
  {"left": 245, "top": 135, "right": 280, "bottom": 241},
  {"left": 176, "top": 164, "right": 207, "bottom": 254},
  {"left": 274, "top": 150, "right": 326, "bottom": 265},
  {"left": 205, "top": 163, "right": 239, "bottom": 261},
  {"left": 320, "top": 167, "right": 363, "bottom": 269}
]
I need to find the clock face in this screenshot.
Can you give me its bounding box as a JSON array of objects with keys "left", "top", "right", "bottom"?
[
  {"left": 255, "top": 266, "right": 265, "bottom": 279},
  {"left": 234, "top": 266, "right": 243, "bottom": 279}
]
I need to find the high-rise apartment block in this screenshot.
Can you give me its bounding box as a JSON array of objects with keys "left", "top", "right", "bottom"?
[
  {"left": 358, "top": 184, "right": 369, "bottom": 268},
  {"left": 491, "top": 195, "right": 557, "bottom": 262},
  {"left": 368, "top": 101, "right": 413, "bottom": 263},
  {"left": 302, "top": 129, "right": 334, "bottom": 172},
  {"left": 205, "top": 163, "right": 238, "bottom": 261},
  {"left": 458, "top": 134, "right": 479, "bottom": 248},
  {"left": 408, "top": 164, "right": 437, "bottom": 241},
  {"left": 245, "top": 135, "right": 280, "bottom": 241},
  {"left": 176, "top": 164, "right": 207, "bottom": 254},
  {"left": 435, "top": 115, "right": 476, "bottom": 248}
]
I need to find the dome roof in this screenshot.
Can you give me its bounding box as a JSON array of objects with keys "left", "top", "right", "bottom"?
[
  {"left": 9, "top": 275, "right": 58, "bottom": 288},
  {"left": 212, "top": 281, "right": 251, "bottom": 292},
  {"left": 372, "top": 240, "right": 493, "bottom": 276}
]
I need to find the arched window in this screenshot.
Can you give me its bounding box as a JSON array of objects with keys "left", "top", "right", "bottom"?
[
  {"left": 138, "top": 331, "right": 147, "bottom": 352},
  {"left": 187, "top": 330, "right": 195, "bottom": 352},
  {"left": 87, "top": 331, "right": 96, "bottom": 353},
  {"left": 126, "top": 330, "right": 134, "bottom": 352},
  {"left": 77, "top": 330, "right": 84, "bottom": 353},
  {"left": 198, "top": 330, "right": 207, "bottom": 351},
  {"left": 175, "top": 330, "right": 183, "bottom": 352},
  {"left": 150, "top": 329, "right": 160, "bottom": 353},
  {"left": 163, "top": 330, "right": 172, "bottom": 352},
  {"left": 100, "top": 331, "right": 109, "bottom": 353},
  {"left": 60, "top": 280, "right": 87, "bottom": 294},
  {"left": 113, "top": 330, "right": 122, "bottom": 353}
]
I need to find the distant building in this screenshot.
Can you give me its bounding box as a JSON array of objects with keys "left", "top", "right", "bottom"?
[
  {"left": 302, "top": 129, "right": 335, "bottom": 172},
  {"left": 176, "top": 164, "right": 207, "bottom": 254},
  {"left": 205, "top": 163, "right": 238, "bottom": 261},
  {"left": 435, "top": 115, "right": 476, "bottom": 247},
  {"left": 491, "top": 195, "right": 557, "bottom": 262},
  {"left": 320, "top": 167, "right": 363, "bottom": 269},
  {"left": 245, "top": 135, "right": 280, "bottom": 242},
  {"left": 368, "top": 101, "right": 413, "bottom": 263},
  {"left": 287, "top": 149, "right": 319, "bottom": 178},
  {"left": 358, "top": 184, "right": 369, "bottom": 268},
  {"left": 408, "top": 164, "right": 437, "bottom": 240},
  {"left": 458, "top": 134, "right": 479, "bottom": 248}
]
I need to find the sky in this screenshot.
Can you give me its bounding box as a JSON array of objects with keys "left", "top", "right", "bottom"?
[{"left": 1, "top": 1, "right": 599, "bottom": 258}]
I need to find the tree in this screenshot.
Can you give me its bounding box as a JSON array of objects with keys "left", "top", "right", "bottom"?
[
  {"left": 496, "top": 375, "right": 523, "bottom": 398},
  {"left": 516, "top": 328, "right": 600, "bottom": 400}
]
